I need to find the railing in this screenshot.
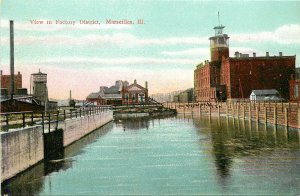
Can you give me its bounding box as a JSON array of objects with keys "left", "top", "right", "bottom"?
[{"left": 0, "top": 106, "right": 111, "bottom": 133}]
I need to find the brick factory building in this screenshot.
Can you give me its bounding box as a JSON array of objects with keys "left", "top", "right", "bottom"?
[
  {"left": 122, "top": 80, "right": 148, "bottom": 105},
  {"left": 194, "top": 24, "right": 296, "bottom": 101},
  {"left": 0, "top": 70, "right": 22, "bottom": 95}
]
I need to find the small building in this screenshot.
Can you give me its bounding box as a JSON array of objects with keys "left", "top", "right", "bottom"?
[
  {"left": 86, "top": 92, "right": 105, "bottom": 105},
  {"left": 250, "top": 89, "right": 280, "bottom": 101},
  {"left": 173, "top": 88, "right": 194, "bottom": 103},
  {"left": 122, "top": 80, "right": 148, "bottom": 105},
  {"left": 1, "top": 70, "right": 22, "bottom": 95},
  {"left": 86, "top": 80, "right": 128, "bottom": 106}
]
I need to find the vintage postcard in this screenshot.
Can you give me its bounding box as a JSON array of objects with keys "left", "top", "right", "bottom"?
[{"left": 1, "top": 0, "right": 300, "bottom": 195}]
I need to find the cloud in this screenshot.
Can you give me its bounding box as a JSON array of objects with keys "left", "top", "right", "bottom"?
[
  {"left": 161, "top": 48, "right": 209, "bottom": 57},
  {"left": 28, "top": 56, "right": 200, "bottom": 66},
  {"left": 0, "top": 32, "right": 208, "bottom": 47},
  {"left": 231, "top": 24, "right": 300, "bottom": 44}
]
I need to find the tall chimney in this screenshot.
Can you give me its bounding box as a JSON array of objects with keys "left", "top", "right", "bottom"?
[
  {"left": 145, "top": 81, "right": 148, "bottom": 89},
  {"left": 279, "top": 52, "right": 282, "bottom": 57},
  {"left": 70, "top": 90, "right": 72, "bottom": 100},
  {"left": 253, "top": 52, "right": 256, "bottom": 57},
  {"left": 10, "top": 20, "right": 14, "bottom": 100},
  {"left": 266, "top": 52, "right": 269, "bottom": 57}
]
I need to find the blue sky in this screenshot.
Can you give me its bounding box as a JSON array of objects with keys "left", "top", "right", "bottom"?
[{"left": 1, "top": 0, "right": 300, "bottom": 99}]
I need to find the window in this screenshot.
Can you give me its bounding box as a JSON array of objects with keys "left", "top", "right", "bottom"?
[{"left": 294, "top": 84, "right": 299, "bottom": 98}]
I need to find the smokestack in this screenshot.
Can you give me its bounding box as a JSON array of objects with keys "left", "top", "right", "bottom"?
[
  {"left": 253, "top": 52, "right": 256, "bottom": 57},
  {"left": 279, "top": 52, "right": 282, "bottom": 57},
  {"left": 70, "top": 90, "right": 72, "bottom": 100},
  {"left": 145, "top": 81, "right": 148, "bottom": 89},
  {"left": 10, "top": 20, "right": 14, "bottom": 100},
  {"left": 266, "top": 52, "right": 269, "bottom": 57}
]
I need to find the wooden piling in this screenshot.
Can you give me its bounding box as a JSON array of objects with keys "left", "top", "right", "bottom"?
[
  {"left": 256, "top": 107, "right": 259, "bottom": 122},
  {"left": 226, "top": 104, "right": 228, "bottom": 118},
  {"left": 264, "top": 107, "right": 267, "bottom": 124},
  {"left": 249, "top": 105, "right": 251, "bottom": 120},
  {"left": 274, "top": 106, "right": 277, "bottom": 125},
  {"left": 285, "top": 107, "right": 288, "bottom": 127},
  {"left": 298, "top": 108, "right": 300, "bottom": 129}
]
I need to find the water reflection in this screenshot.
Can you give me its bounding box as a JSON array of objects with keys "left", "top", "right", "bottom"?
[
  {"left": 191, "top": 115, "right": 300, "bottom": 184},
  {"left": 115, "top": 115, "right": 176, "bottom": 131},
  {"left": 1, "top": 122, "right": 113, "bottom": 195}
]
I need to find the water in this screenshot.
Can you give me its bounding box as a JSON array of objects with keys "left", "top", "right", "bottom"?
[{"left": 2, "top": 115, "right": 300, "bottom": 195}]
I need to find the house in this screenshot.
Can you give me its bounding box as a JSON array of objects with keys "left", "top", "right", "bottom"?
[
  {"left": 122, "top": 80, "right": 148, "bottom": 105},
  {"left": 249, "top": 89, "right": 280, "bottom": 101}
]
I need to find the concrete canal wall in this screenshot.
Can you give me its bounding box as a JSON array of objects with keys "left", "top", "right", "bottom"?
[
  {"left": 1, "top": 110, "right": 113, "bottom": 183},
  {"left": 165, "top": 102, "right": 300, "bottom": 129},
  {"left": 1, "top": 126, "right": 44, "bottom": 183},
  {"left": 61, "top": 111, "right": 113, "bottom": 147}
]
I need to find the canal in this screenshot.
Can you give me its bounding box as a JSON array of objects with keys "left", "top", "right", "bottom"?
[{"left": 2, "top": 115, "right": 300, "bottom": 195}]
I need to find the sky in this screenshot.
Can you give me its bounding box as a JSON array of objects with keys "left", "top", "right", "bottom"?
[{"left": 0, "top": 0, "right": 300, "bottom": 100}]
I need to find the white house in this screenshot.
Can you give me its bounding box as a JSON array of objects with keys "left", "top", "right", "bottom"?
[{"left": 250, "top": 89, "right": 280, "bottom": 101}]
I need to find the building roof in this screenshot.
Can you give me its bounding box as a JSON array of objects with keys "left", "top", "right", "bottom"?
[
  {"left": 86, "top": 92, "right": 101, "bottom": 99},
  {"left": 104, "top": 86, "right": 120, "bottom": 94},
  {"left": 251, "top": 89, "right": 279, "bottom": 95},
  {"left": 125, "top": 83, "right": 147, "bottom": 92}
]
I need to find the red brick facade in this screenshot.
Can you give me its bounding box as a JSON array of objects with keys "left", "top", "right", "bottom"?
[
  {"left": 122, "top": 83, "right": 148, "bottom": 104},
  {"left": 194, "top": 25, "right": 296, "bottom": 101},
  {"left": 0, "top": 71, "right": 22, "bottom": 94},
  {"left": 221, "top": 57, "right": 295, "bottom": 99},
  {"left": 289, "top": 80, "right": 300, "bottom": 102}
]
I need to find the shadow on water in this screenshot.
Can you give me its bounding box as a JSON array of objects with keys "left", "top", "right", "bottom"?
[
  {"left": 1, "top": 122, "right": 114, "bottom": 196},
  {"left": 182, "top": 114, "right": 300, "bottom": 186},
  {"left": 114, "top": 114, "right": 177, "bottom": 131}
]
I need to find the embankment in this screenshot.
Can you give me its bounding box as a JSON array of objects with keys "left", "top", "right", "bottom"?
[{"left": 1, "top": 110, "right": 113, "bottom": 182}]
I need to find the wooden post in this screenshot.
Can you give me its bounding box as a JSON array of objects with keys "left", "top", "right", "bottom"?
[
  {"left": 285, "top": 108, "right": 288, "bottom": 127},
  {"left": 22, "top": 113, "right": 25, "bottom": 128},
  {"left": 209, "top": 106, "right": 211, "bottom": 117},
  {"left": 48, "top": 113, "right": 51, "bottom": 132},
  {"left": 226, "top": 104, "right": 228, "bottom": 118},
  {"left": 31, "top": 112, "right": 34, "bottom": 125},
  {"left": 298, "top": 108, "right": 300, "bottom": 129},
  {"left": 42, "top": 112, "right": 44, "bottom": 133},
  {"left": 218, "top": 105, "right": 220, "bottom": 118},
  {"left": 56, "top": 110, "right": 59, "bottom": 129},
  {"left": 249, "top": 105, "right": 251, "bottom": 120},
  {"left": 264, "top": 107, "right": 267, "bottom": 124},
  {"left": 256, "top": 107, "right": 259, "bottom": 122},
  {"left": 274, "top": 106, "right": 277, "bottom": 125}
]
